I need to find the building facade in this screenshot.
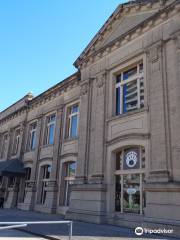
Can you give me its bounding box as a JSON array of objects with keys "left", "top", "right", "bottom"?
[{"left": 0, "top": 0, "right": 180, "bottom": 235}]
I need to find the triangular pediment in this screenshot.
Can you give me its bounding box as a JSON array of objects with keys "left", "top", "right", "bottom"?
[
  {"left": 98, "top": 11, "right": 157, "bottom": 50},
  {"left": 74, "top": 0, "right": 173, "bottom": 68}
]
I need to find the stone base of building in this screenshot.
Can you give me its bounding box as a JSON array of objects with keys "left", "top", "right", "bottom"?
[
  {"left": 34, "top": 204, "right": 56, "bottom": 214},
  {"left": 66, "top": 209, "right": 106, "bottom": 224},
  {"left": 144, "top": 182, "right": 180, "bottom": 220},
  {"left": 34, "top": 181, "right": 58, "bottom": 213},
  {"left": 66, "top": 183, "right": 106, "bottom": 224},
  {"left": 18, "top": 189, "right": 36, "bottom": 211},
  {"left": 4, "top": 188, "right": 18, "bottom": 209}
]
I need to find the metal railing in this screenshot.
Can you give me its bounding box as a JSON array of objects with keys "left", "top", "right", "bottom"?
[{"left": 0, "top": 221, "right": 73, "bottom": 240}]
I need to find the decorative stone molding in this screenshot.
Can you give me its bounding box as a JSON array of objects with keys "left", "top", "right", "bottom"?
[
  {"left": 8, "top": 128, "right": 14, "bottom": 137},
  {"left": 74, "top": 176, "right": 88, "bottom": 184},
  {"left": 20, "top": 121, "right": 26, "bottom": 131},
  {"left": 148, "top": 43, "right": 162, "bottom": 74},
  {"left": 80, "top": 83, "right": 88, "bottom": 96},
  {"left": 89, "top": 174, "right": 104, "bottom": 184},
  {"left": 96, "top": 73, "right": 106, "bottom": 88},
  {"left": 177, "top": 36, "right": 180, "bottom": 50},
  {"left": 148, "top": 42, "right": 162, "bottom": 63},
  {"left": 160, "top": 0, "right": 166, "bottom": 7},
  {"left": 124, "top": 6, "right": 130, "bottom": 13},
  {"left": 146, "top": 170, "right": 170, "bottom": 183},
  {"left": 169, "top": 32, "right": 180, "bottom": 51},
  {"left": 26, "top": 181, "right": 37, "bottom": 191},
  {"left": 0, "top": 74, "right": 80, "bottom": 127}
]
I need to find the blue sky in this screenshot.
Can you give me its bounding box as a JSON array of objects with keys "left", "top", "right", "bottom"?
[{"left": 0, "top": 0, "right": 127, "bottom": 112}]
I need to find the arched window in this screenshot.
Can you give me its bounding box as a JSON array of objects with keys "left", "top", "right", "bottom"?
[{"left": 115, "top": 146, "right": 146, "bottom": 214}]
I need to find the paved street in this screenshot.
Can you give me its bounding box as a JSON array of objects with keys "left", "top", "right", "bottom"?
[{"left": 0, "top": 209, "right": 177, "bottom": 240}]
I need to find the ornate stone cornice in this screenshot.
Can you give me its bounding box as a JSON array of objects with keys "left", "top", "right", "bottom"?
[
  {"left": 0, "top": 73, "right": 80, "bottom": 127},
  {"left": 29, "top": 73, "right": 80, "bottom": 111},
  {"left": 0, "top": 106, "right": 27, "bottom": 127}
]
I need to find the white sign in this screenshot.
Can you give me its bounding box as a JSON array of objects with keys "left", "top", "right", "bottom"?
[
  {"left": 125, "top": 151, "right": 138, "bottom": 168},
  {"left": 126, "top": 188, "right": 137, "bottom": 195}
]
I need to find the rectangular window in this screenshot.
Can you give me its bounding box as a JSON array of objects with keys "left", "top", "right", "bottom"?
[
  {"left": 28, "top": 122, "right": 37, "bottom": 151},
  {"left": 59, "top": 162, "right": 76, "bottom": 207},
  {"left": 1, "top": 134, "right": 8, "bottom": 159},
  {"left": 12, "top": 129, "right": 20, "bottom": 155},
  {"left": 123, "top": 174, "right": 140, "bottom": 213},
  {"left": 44, "top": 114, "right": 56, "bottom": 145},
  {"left": 116, "top": 62, "right": 144, "bottom": 115},
  {"left": 40, "top": 165, "right": 51, "bottom": 204},
  {"left": 67, "top": 104, "right": 79, "bottom": 139},
  {"left": 22, "top": 167, "right": 31, "bottom": 202}
]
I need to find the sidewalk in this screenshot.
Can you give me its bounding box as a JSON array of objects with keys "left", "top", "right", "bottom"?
[
  {"left": 0, "top": 228, "right": 46, "bottom": 240},
  {"left": 0, "top": 209, "right": 176, "bottom": 240}
]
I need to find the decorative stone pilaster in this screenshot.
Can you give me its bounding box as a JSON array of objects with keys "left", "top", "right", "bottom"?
[
  {"left": 4, "top": 178, "right": 20, "bottom": 209},
  {"left": 6, "top": 128, "right": 13, "bottom": 160},
  {"left": 46, "top": 107, "right": 63, "bottom": 212},
  {"left": 30, "top": 115, "right": 43, "bottom": 181},
  {"left": 147, "top": 41, "right": 169, "bottom": 182},
  {"left": 75, "top": 80, "right": 90, "bottom": 184},
  {"left": 88, "top": 72, "right": 106, "bottom": 184},
  {"left": 168, "top": 34, "right": 180, "bottom": 181},
  {"left": 51, "top": 107, "right": 63, "bottom": 179},
  {"left": 0, "top": 133, "right": 2, "bottom": 156},
  {"left": 23, "top": 115, "right": 43, "bottom": 211},
  {"left": 42, "top": 180, "right": 58, "bottom": 213},
  {"left": 18, "top": 121, "right": 26, "bottom": 158},
  {"left": 21, "top": 181, "right": 37, "bottom": 210}
]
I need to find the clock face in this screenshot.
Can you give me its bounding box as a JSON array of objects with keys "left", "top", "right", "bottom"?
[{"left": 125, "top": 151, "right": 138, "bottom": 168}]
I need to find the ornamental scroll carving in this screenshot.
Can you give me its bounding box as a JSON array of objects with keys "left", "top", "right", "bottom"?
[
  {"left": 175, "top": 35, "right": 180, "bottom": 50},
  {"left": 148, "top": 42, "right": 162, "bottom": 73},
  {"left": 96, "top": 72, "right": 106, "bottom": 88},
  {"left": 80, "top": 82, "right": 88, "bottom": 96},
  {"left": 170, "top": 33, "right": 180, "bottom": 50}
]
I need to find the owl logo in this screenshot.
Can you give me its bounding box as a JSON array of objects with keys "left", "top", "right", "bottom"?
[{"left": 125, "top": 151, "right": 138, "bottom": 168}]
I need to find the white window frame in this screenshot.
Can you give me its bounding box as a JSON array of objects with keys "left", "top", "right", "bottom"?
[
  {"left": 28, "top": 122, "right": 37, "bottom": 151},
  {"left": 63, "top": 162, "right": 76, "bottom": 207},
  {"left": 40, "top": 164, "right": 51, "bottom": 204},
  {"left": 22, "top": 167, "right": 31, "bottom": 202},
  {"left": 45, "top": 114, "right": 56, "bottom": 145},
  {"left": 115, "top": 62, "right": 144, "bottom": 115},
  {"left": 68, "top": 105, "right": 79, "bottom": 139},
  {"left": 12, "top": 129, "right": 20, "bottom": 155},
  {"left": 1, "top": 133, "right": 8, "bottom": 158}
]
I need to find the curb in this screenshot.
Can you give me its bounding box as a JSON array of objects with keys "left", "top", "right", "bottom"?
[{"left": 15, "top": 228, "right": 61, "bottom": 240}]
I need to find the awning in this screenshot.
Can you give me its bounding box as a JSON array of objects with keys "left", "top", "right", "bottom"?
[{"left": 0, "top": 159, "right": 26, "bottom": 177}]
